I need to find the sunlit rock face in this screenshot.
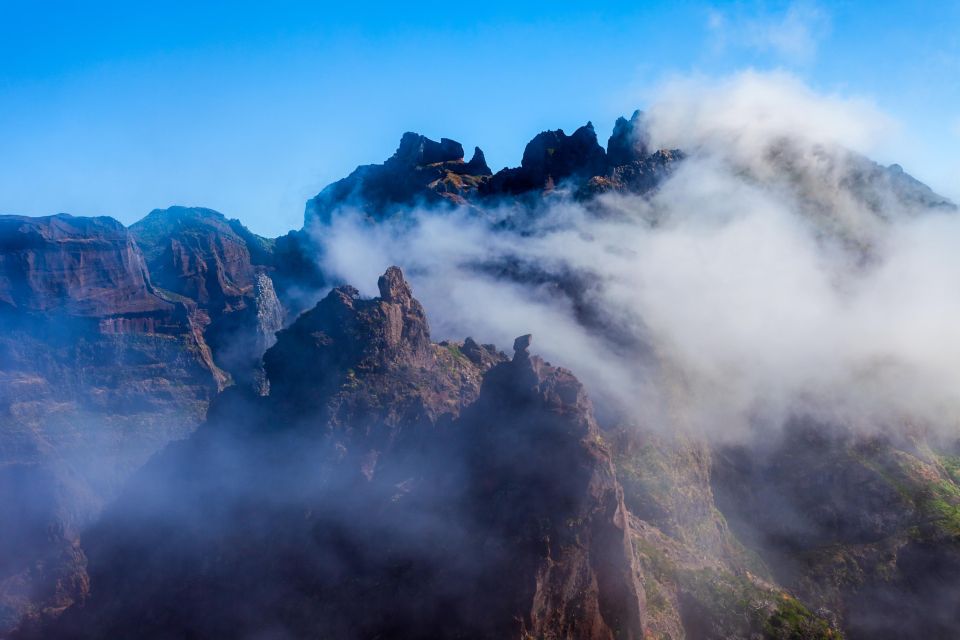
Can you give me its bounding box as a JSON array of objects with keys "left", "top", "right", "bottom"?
[
  {"left": 0, "top": 208, "right": 287, "bottom": 634},
  {"left": 0, "top": 213, "right": 222, "bottom": 633},
  {"left": 130, "top": 206, "right": 286, "bottom": 388}
]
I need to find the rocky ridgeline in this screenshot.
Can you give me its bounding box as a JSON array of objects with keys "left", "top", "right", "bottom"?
[{"left": 304, "top": 110, "right": 688, "bottom": 225}]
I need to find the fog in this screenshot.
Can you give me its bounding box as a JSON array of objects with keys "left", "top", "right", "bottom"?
[{"left": 315, "top": 71, "right": 960, "bottom": 440}]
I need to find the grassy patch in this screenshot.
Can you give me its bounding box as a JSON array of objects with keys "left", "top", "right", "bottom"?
[
  {"left": 444, "top": 343, "right": 466, "bottom": 361},
  {"left": 764, "top": 596, "right": 839, "bottom": 640}
]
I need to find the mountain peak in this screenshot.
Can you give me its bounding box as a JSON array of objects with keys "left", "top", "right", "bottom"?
[
  {"left": 465, "top": 145, "right": 491, "bottom": 175},
  {"left": 607, "top": 109, "right": 649, "bottom": 165},
  {"left": 377, "top": 265, "right": 413, "bottom": 304},
  {"left": 512, "top": 333, "right": 532, "bottom": 358},
  {"left": 391, "top": 132, "right": 464, "bottom": 166}
]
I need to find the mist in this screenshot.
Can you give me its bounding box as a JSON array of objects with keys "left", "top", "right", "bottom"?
[{"left": 314, "top": 71, "right": 960, "bottom": 440}]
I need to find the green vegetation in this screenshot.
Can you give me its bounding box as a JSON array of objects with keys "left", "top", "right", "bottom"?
[
  {"left": 444, "top": 342, "right": 467, "bottom": 361},
  {"left": 855, "top": 449, "right": 960, "bottom": 537},
  {"left": 681, "top": 569, "right": 839, "bottom": 640},
  {"left": 764, "top": 596, "right": 839, "bottom": 640},
  {"left": 924, "top": 477, "right": 960, "bottom": 536},
  {"left": 939, "top": 454, "right": 960, "bottom": 485}
]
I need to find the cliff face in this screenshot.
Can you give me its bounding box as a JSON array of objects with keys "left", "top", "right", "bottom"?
[
  {"left": 0, "top": 209, "right": 285, "bottom": 633},
  {"left": 460, "top": 336, "right": 644, "bottom": 639},
  {"left": 0, "top": 214, "right": 222, "bottom": 631},
  {"left": 0, "top": 214, "right": 164, "bottom": 317},
  {"left": 130, "top": 206, "right": 284, "bottom": 388}
]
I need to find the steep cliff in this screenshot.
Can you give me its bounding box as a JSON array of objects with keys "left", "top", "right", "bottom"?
[
  {"left": 130, "top": 206, "right": 284, "bottom": 388},
  {"left": 0, "top": 214, "right": 222, "bottom": 632}
]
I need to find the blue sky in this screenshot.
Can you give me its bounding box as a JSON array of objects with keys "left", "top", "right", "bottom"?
[{"left": 1, "top": 1, "right": 958, "bottom": 236}]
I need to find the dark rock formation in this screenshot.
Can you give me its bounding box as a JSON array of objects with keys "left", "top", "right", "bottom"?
[
  {"left": 464, "top": 146, "right": 491, "bottom": 175},
  {"left": 38, "top": 268, "right": 647, "bottom": 640},
  {"left": 484, "top": 123, "right": 608, "bottom": 196},
  {"left": 302, "top": 115, "right": 688, "bottom": 230},
  {"left": 304, "top": 133, "right": 493, "bottom": 226},
  {"left": 459, "top": 334, "right": 645, "bottom": 639},
  {"left": 606, "top": 110, "right": 649, "bottom": 166}
]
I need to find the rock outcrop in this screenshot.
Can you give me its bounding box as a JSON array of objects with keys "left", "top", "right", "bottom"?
[
  {"left": 483, "top": 123, "right": 609, "bottom": 196},
  {"left": 606, "top": 110, "right": 649, "bottom": 166},
  {"left": 459, "top": 335, "right": 645, "bottom": 639},
  {"left": 302, "top": 116, "right": 688, "bottom": 228},
  {"left": 304, "top": 133, "right": 493, "bottom": 225}
]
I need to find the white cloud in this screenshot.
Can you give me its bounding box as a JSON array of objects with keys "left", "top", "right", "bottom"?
[
  {"left": 708, "top": 1, "right": 830, "bottom": 64},
  {"left": 646, "top": 70, "right": 892, "bottom": 155}
]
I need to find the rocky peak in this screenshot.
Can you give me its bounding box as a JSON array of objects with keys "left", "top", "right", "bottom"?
[
  {"left": 520, "top": 122, "right": 607, "bottom": 177},
  {"left": 304, "top": 133, "right": 491, "bottom": 225},
  {"left": 512, "top": 333, "right": 532, "bottom": 358},
  {"left": 130, "top": 205, "right": 281, "bottom": 389},
  {"left": 484, "top": 122, "right": 608, "bottom": 196},
  {"left": 263, "top": 267, "right": 435, "bottom": 411},
  {"left": 390, "top": 132, "right": 465, "bottom": 166},
  {"left": 130, "top": 206, "right": 264, "bottom": 305},
  {"left": 460, "top": 332, "right": 644, "bottom": 639},
  {"left": 464, "top": 146, "right": 492, "bottom": 175},
  {"left": 607, "top": 110, "right": 649, "bottom": 166},
  {"left": 377, "top": 265, "right": 413, "bottom": 303}
]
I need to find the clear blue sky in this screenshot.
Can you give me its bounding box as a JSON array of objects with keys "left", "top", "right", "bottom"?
[{"left": 1, "top": 1, "right": 958, "bottom": 237}]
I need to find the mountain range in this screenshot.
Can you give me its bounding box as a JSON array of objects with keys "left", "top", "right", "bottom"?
[{"left": 1, "top": 112, "right": 958, "bottom": 639}]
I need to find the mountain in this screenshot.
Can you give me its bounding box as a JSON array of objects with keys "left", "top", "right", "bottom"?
[
  {"left": 32, "top": 268, "right": 829, "bottom": 639},
  {"left": 305, "top": 133, "right": 492, "bottom": 225},
  {"left": 1, "top": 113, "right": 957, "bottom": 638}
]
